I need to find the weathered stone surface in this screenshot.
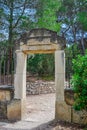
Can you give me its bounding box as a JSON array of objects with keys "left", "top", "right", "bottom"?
[
  {"left": 26, "top": 81, "right": 55, "bottom": 95},
  {"left": 15, "top": 28, "right": 66, "bottom": 51},
  {"left": 14, "top": 51, "right": 27, "bottom": 99},
  {"left": 55, "top": 51, "right": 65, "bottom": 102},
  {"left": 0, "top": 101, "right": 7, "bottom": 119},
  {"left": 0, "top": 86, "right": 14, "bottom": 102},
  {"left": 21, "top": 99, "right": 26, "bottom": 120},
  {"left": 5, "top": 91, "right": 10, "bottom": 101},
  {"left": 0, "top": 90, "right": 13, "bottom": 102},
  {"left": 0, "top": 86, "right": 14, "bottom": 119},
  {"left": 55, "top": 101, "right": 71, "bottom": 122},
  {"left": 64, "top": 88, "right": 74, "bottom": 106},
  {"left": 72, "top": 109, "right": 87, "bottom": 125},
  {"left": 0, "top": 91, "right": 6, "bottom": 101},
  {"left": 55, "top": 100, "right": 87, "bottom": 125},
  {"left": 7, "top": 99, "right": 26, "bottom": 121},
  {"left": 7, "top": 99, "right": 21, "bottom": 121}
]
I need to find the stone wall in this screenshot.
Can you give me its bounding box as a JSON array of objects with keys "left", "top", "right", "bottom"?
[
  {"left": 0, "top": 86, "right": 14, "bottom": 119},
  {"left": 26, "top": 80, "right": 55, "bottom": 95},
  {"left": 64, "top": 88, "right": 87, "bottom": 125}
]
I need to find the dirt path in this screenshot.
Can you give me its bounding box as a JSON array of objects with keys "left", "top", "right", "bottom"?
[{"left": 0, "top": 93, "right": 85, "bottom": 130}]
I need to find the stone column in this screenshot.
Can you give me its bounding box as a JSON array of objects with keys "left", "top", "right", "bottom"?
[
  {"left": 14, "top": 50, "right": 27, "bottom": 99},
  {"left": 55, "top": 50, "right": 65, "bottom": 102},
  {"left": 55, "top": 50, "right": 71, "bottom": 122},
  {"left": 7, "top": 50, "right": 27, "bottom": 121}
]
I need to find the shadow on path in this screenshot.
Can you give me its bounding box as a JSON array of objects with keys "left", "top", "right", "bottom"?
[
  {"left": 30, "top": 120, "right": 85, "bottom": 130},
  {"left": 0, "top": 119, "right": 85, "bottom": 130}
]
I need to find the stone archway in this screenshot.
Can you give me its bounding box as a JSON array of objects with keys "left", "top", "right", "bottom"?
[{"left": 7, "top": 28, "right": 67, "bottom": 121}]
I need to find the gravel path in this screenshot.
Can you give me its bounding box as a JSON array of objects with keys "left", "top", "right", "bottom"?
[{"left": 0, "top": 93, "right": 86, "bottom": 130}]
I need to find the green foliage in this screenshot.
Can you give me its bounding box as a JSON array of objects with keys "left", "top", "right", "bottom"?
[
  {"left": 58, "top": 0, "right": 87, "bottom": 26},
  {"left": 0, "top": 0, "right": 36, "bottom": 43},
  {"left": 57, "top": 0, "right": 87, "bottom": 47},
  {"left": 71, "top": 51, "right": 87, "bottom": 111},
  {"left": 65, "top": 44, "right": 80, "bottom": 80},
  {"left": 20, "top": 16, "right": 35, "bottom": 31},
  {"left": 65, "top": 44, "right": 80, "bottom": 57},
  {"left": 36, "top": 0, "right": 61, "bottom": 32},
  {"left": 77, "top": 12, "right": 87, "bottom": 31},
  {"left": 27, "top": 54, "right": 55, "bottom": 78}
]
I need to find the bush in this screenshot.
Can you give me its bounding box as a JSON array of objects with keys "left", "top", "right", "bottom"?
[{"left": 71, "top": 51, "right": 87, "bottom": 111}]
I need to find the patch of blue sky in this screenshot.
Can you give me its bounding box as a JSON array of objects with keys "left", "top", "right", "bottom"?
[
  {"left": 24, "top": 8, "right": 36, "bottom": 22},
  {"left": 24, "top": 8, "right": 36, "bottom": 15}
]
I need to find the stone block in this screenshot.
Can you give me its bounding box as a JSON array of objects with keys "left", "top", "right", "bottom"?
[
  {"left": 7, "top": 99, "right": 26, "bottom": 121},
  {"left": 0, "top": 90, "right": 12, "bottom": 101},
  {"left": 6, "top": 91, "right": 11, "bottom": 101},
  {"left": 0, "top": 86, "right": 14, "bottom": 102},
  {"left": 72, "top": 109, "right": 87, "bottom": 125},
  {"left": 0, "top": 102, "right": 7, "bottom": 119},
  {"left": 64, "top": 88, "right": 74, "bottom": 106},
  {"left": 55, "top": 101, "right": 71, "bottom": 122},
  {"left": 0, "top": 91, "right": 6, "bottom": 101},
  {"left": 7, "top": 99, "right": 21, "bottom": 121}
]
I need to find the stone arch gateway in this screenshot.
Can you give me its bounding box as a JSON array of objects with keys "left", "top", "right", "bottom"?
[{"left": 7, "top": 28, "right": 69, "bottom": 121}]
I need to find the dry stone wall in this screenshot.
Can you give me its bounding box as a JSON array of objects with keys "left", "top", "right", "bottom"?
[{"left": 26, "top": 80, "right": 55, "bottom": 95}]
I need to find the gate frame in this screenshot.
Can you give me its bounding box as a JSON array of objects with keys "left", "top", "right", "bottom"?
[{"left": 8, "top": 28, "right": 70, "bottom": 121}]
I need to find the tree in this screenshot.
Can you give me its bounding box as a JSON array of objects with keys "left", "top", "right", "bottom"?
[
  {"left": 26, "top": 0, "right": 61, "bottom": 78},
  {"left": 27, "top": 54, "right": 55, "bottom": 78},
  {"left": 35, "top": 0, "right": 61, "bottom": 32},
  {"left": 57, "top": 0, "right": 87, "bottom": 51},
  {"left": 0, "top": 0, "right": 62, "bottom": 46},
  {"left": 0, "top": 0, "right": 36, "bottom": 45},
  {"left": 0, "top": 0, "right": 61, "bottom": 76},
  {"left": 0, "top": 0, "right": 36, "bottom": 72}
]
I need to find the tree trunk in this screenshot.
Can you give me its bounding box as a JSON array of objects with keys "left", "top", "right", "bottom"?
[
  {"left": 81, "top": 32, "right": 85, "bottom": 54},
  {"left": 8, "top": 1, "right": 14, "bottom": 74}
]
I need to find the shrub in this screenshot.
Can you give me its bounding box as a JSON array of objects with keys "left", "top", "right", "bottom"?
[{"left": 71, "top": 51, "right": 87, "bottom": 111}]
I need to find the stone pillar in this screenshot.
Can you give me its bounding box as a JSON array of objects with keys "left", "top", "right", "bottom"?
[
  {"left": 7, "top": 50, "right": 27, "bottom": 121},
  {"left": 55, "top": 50, "right": 65, "bottom": 102},
  {"left": 14, "top": 50, "right": 27, "bottom": 99},
  {"left": 55, "top": 50, "right": 71, "bottom": 122}
]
